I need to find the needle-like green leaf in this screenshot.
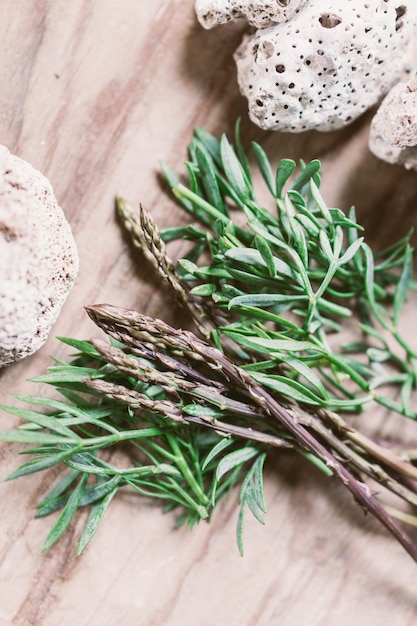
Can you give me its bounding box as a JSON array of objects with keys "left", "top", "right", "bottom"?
[
  {"left": 42, "top": 474, "right": 88, "bottom": 552},
  {"left": 77, "top": 487, "right": 118, "bottom": 555}
]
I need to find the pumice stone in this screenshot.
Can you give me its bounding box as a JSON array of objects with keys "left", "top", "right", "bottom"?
[
  {"left": 195, "top": 0, "right": 309, "bottom": 29},
  {"left": 0, "top": 145, "right": 79, "bottom": 367},
  {"left": 369, "top": 72, "right": 417, "bottom": 170},
  {"left": 195, "top": 0, "right": 417, "bottom": 132}
]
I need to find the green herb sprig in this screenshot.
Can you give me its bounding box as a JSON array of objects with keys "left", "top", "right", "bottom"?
[{"left": 2, "top": 124, "right": 417, "bottom": 562}]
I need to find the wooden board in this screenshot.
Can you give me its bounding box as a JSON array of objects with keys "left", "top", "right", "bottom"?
[{"left": 1, "top": 3, "right": 417, "bottom": 624}]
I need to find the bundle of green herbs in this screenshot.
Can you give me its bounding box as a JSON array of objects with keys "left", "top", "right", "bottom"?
[{"left": 2, "top": 124, "right": 417, "bottom": 561}]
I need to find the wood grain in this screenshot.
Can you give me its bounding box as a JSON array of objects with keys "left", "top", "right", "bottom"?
[{"left": 1, "top": 3, "right": 417, "bottom": 625}]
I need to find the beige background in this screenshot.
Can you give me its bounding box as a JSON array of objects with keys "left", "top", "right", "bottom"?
[{"left": 1, "top": 2, "right": 417, "bottom": 624}]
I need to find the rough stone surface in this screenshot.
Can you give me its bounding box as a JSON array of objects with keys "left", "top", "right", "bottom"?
[
  {"left": 196, "top": 0, "right": 417, "bottom": 133},
  {"left": 0, "top": 145, "right": 79, "bottom": 367},
  {"left": 195, "top": 0, "right": 308, "bottom": 29},
  {"left": 369, "top": 72, "right": 417, "bottom": 169}
]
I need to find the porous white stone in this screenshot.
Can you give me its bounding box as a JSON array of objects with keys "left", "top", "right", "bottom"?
[
  {"left": 196, "top": 0, "right": 417, "bottom": 133},
  {"left": 0, "top": 145, "right": 79, "bottom": 366},
  {"left": 369, "top": 72, "right": 417, "bottom": 170},
  {"left": 195, "top": 0, "right": 308, "bottom": 29}
]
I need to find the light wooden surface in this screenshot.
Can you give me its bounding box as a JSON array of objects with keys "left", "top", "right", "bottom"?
[{"left": 1, "top": 3, "right": 417, "bottom": 625}]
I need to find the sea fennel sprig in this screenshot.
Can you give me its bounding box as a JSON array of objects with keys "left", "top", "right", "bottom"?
[
  {"left": 2, "top": 125, "right": 417, "bottom": 562},
  {"left": 1, "top": 336, "right": 273, "bottom": 554}
]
